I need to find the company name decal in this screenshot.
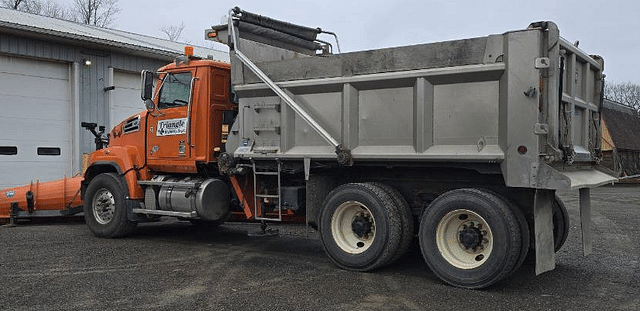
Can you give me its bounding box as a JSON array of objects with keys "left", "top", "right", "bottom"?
[{"left": 157, "top": 118, "right": 188, "bottom": 136}]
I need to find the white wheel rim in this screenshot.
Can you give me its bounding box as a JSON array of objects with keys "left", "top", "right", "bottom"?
[
  {"left": 92, "top": 188, "right": 115, "bottom": 225},
  {"left": 331, "top": 201, "right": 376, "bottom": 254},
  {"left": 436, "top": 209, "right": 493, "bottom": 269}
]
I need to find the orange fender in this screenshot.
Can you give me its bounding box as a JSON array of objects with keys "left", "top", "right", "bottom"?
[{"left": 85, "top": 146, "right": 151, "bottom": 200}]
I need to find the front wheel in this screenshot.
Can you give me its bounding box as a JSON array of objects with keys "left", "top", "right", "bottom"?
[
  {"left": 83, "top": 173, "right": 137, "bottom": 238},
  {"left": 419, "top": 189, "right": 522, "bottom": 289}
]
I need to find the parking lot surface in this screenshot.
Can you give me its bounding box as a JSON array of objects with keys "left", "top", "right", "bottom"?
[{"left": 1, "top": 185, "right": 639, "bottom": 310}]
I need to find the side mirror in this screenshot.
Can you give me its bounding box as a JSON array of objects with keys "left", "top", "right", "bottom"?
[{"left": 141, "top": 70, "right": 155, "bottom": 102}]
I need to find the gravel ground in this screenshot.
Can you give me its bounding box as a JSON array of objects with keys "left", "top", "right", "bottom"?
[{"left": 1, "top": 185, "right": 639, "bottom": 310}]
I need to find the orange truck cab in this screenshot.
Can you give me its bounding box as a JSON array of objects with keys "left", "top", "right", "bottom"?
[{"left": 81, "top": 54, "right": 240, "bottom": 238}]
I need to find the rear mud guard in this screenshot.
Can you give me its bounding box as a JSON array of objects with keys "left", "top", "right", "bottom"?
[
  {"left": 579, "top": 188, "right": 592, "bottom": 256},
  {"left": 534, "top": 189, "right": 556, "bottom": 275},
  {"left": 535, "top": 187, "right": 593, "bottom": 275}
]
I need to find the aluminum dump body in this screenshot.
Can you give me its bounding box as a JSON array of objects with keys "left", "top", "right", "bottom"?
[{"left": 218, "top": 21, "right": 616, "bottom": 189}]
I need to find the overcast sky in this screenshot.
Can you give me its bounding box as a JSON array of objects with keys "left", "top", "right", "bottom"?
[{"left": 58, "top": 0, "right": 639, "bottom": 84}]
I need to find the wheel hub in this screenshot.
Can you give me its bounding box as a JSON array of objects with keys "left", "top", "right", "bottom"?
[
  {"left": 98, "top": 197, "right": 110, "bottom": 211},
  {"left": 351, "top": 214, "right": 373, "bottom": 239},
  {"left": 93, "top": 189, "right": 115, "bottom": 225},
  {"left": 458, "top": 222, "right": 488, "bottom": 253},
  {"left": 459, "top": 226, "right": 482, "bottom": 249}
]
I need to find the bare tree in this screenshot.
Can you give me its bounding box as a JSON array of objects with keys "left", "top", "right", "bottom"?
[
  {"left": 1, "top": 0, "right": 24, "bottom": 9},
  {"left": 604, "top": 81, "right": 640, "bottom": 112},
  {"left": 3, "top": 0, "right": 120, "bottom": 28},
  {"left": 39, "top": 1, "right": 68, "bottom": 19},
  {"left": 28, "top": 0, "right": 68, "bottom": 19},
  {"left": 160, "top": 22, "right": 185, "bottom": 42},
  {"left": 71, "top": 0, "right": 120, "bottom": 27},
  {"left": 1, "top": 0, "right": 43, "bottom": 12},
  {"left": 2, "top": 0, "right": 71, "bottom": 20}
]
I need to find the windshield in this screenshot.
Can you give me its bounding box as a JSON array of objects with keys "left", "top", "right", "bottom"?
[{"left": 157, "top": 72, "right": 192, "bottom": 109}]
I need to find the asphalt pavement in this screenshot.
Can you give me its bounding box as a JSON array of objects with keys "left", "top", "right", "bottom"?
[{"left": 1, "top": 185, "right": 639, "bottom": 310}]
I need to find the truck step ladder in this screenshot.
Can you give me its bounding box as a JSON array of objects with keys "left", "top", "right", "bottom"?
[
  {"left": 252, "top": 159, "right": 283, "bottom": 222},
  {"left": 247, "top": 159, "right": 282, "bottom": 237}
]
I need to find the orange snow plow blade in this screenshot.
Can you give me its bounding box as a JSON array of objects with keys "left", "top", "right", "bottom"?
[{"left": 0, "top": 176, "right": 84, "bottom": 222}]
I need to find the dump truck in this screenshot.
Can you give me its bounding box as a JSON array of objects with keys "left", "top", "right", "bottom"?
[{"left": 2, "top": 7, "right": 617, "bottom": 289}]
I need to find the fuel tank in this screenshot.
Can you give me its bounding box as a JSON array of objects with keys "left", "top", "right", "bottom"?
[{"left": 144, "top": 175, "right": 230, "bottom": 221}]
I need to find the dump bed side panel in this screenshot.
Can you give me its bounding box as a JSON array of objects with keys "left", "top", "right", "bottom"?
[{"left": 231, "top": 34, "right": 507, "bottom": 161}]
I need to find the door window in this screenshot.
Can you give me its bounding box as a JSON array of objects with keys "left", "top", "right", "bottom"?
[{"left": 157, "top": 72, "right": 192, "bottom": 109}]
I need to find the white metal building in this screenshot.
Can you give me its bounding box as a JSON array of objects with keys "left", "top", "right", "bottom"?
[{"left": 0, "top": 8, "right": 229, "bottom": 189}]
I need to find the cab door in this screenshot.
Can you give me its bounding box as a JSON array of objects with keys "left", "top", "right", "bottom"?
[{"left": 146, "top": 70, "right": 196, "bottom": 172}]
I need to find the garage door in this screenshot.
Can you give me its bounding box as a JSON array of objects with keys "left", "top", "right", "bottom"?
[
  {"left": 110, "top": 70, "right": 144, "bottom": 130},
  {"left": 0, "top": 55, "right": 72, "bottom": 189}
]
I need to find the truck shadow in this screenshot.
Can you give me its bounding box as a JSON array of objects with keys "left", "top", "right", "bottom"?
[
  {"left": 130, "top": 220, "right": 587, "bottom": 292},
  {"left": 1, "top": 215, "right": 85, "bottom": 226}
]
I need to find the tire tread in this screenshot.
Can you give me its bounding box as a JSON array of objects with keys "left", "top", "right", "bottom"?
[{"left": 371, "top": 182, "right": 414, "bottom": 266}]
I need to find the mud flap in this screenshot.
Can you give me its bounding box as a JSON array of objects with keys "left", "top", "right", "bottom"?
[
  {"left": 579, "top": 188, "right": 592, "bottom": 256},
  {"left": 127, "top": 199, "right": 146, "bottom": 221},
  {"left": 534, "top": 189, "right": 556, "bottom": 275}
]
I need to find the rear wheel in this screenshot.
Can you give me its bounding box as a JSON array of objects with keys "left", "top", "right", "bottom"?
[
  {"left": 552, "top": 196, "right": 570, "bottom": 252},
  {"left": 510, "top": 198, "right": 530, "bottom": 274},
  {"left": 371, "top": 183, "right": 414, "bottom": 265},
  {"left": 419, "top": 189, "right": 522, "bottom": 289},
  {"left": 319, "top": 183, "right": 403, "bottom": 271},
  {"left": 83, "top": 173, "right": 137, "bottom": 238}
]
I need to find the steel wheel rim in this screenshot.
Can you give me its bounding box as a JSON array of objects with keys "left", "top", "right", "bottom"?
[
  {"left": 331, "top": 201, "right": 376, "bottom": 254},
  {"left": 436, "top": 209, "right": 493, "bottom": 269},
  {"left": 92, "top": 188, "right": 115, "bottom": 225}
]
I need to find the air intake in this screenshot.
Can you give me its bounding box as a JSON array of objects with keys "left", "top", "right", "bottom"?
[{"left": 123, "top": 115, "right": 141, "bottom": 134}]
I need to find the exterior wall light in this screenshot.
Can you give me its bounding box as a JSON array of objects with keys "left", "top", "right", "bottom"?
[{"left": 84, "top": 59, "right": 92, "bottom": 66}]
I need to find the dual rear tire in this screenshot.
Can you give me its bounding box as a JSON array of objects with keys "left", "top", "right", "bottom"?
[
  {"left": 319, "top": 185, "right": 546, "bottom": 289},
  {"left": 418, "top": 189, "right": 525, "bottom": 289},
  {"left": 319, "top": 183, "right": 413, "bottom": 271}
]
